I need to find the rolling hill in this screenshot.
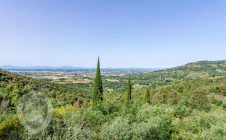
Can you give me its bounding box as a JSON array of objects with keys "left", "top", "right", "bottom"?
[{"left": 0, "top": 60, "right": 225, "bottom": 139}]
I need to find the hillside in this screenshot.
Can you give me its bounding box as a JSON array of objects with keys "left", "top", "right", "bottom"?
[
  {"left": 131, "top": 60, "right": 226, "bottom": 87},
  {"left": 0, "top": 60, "right": 226, "bottom": 139},
  {"left": 1, "top": 75, "right": 225, "bottom": 139},
  {"left": 0, "top": 70, "right": 91, "bottom": 112},
  {"left": 172, "top": 60, "right": 226, "bottom": 77}
]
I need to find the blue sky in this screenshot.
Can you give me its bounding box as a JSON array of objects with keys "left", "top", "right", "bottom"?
[{"left": 0, "top": 0, "right": 225, "bottom": 68}]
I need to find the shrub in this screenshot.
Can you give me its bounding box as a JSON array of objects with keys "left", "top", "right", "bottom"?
[
  {"left": 101, "top": 117, "right": 131, "bottom": 140},
  {"left": 0, "top": 115, "right": 21, "bottom": 138},
  {"left": 174, "top": 105, "right": 190, "bottom": 118},
  {"left": 101, "top": 105, "right": 174, "bottom": 140},
  {"left": 224, "top": 86, "right": 226, "bottom": 96},
  {"left": 171, "top": 109, "right": 226, "bottom": 139},
  {"left": 0, "top": 115, "right": 3, "bottom": 123},
  {"left": 210, "top": 86, "right": 221, "bottom": 93},
  {"left": 130, "top": 116, "right": 172, "bottom": 140},
  {"left": 212, "top": 98, "right": 224, "bottom": 107},
  {"left": 189, "top": 92, "right": 211, "bottom": 111},
  {"left": 53, "top": 104, "right": 78, "bottom": 118},
  {"left": 167, "top": 91, "right": 180, "bottom": 105},
  {"left": 22, "top": 117, "right": 93, "bottom": 140}
]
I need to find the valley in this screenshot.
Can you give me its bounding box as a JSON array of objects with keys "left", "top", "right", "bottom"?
[{"left": 0, "top": 60, "right": 225, "bottom": 139}]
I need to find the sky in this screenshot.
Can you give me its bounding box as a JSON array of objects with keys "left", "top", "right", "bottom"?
[{"left": 0, "top": 0, "right": 225, "bottom": 68}]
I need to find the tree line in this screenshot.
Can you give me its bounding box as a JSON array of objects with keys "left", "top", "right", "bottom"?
[{"left": 93, "top": 57, "right": 150, "bottom": 108}]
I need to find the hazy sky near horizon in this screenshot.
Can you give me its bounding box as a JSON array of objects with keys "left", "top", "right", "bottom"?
[{"left": 0, "top": 0, "right": 225, "bottom": 68}]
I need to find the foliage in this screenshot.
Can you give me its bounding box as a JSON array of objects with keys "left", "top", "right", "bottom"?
[
  {"left": 126, "top": 75, "right": 132, "bottom": 106},
  {"left": 210, "top": 86, "right": 221, "bottom": 93},
  {"left": 0, "top": 70, "right": 91, "bottom": 113},
  {"left": 0, "top": 60, "right": 226, "bottom": 139},
  {"left": 0, "top": 115, "right": 20, "bottom": 138},
  {"left": 171, "top": 108, "right": 226, "bottom": 139},
  {"left": 144, "top": 88, "right": 150, "bottom": 104},
  {"left": 189, "top": 92, "right": 211, "bottom": 111},
  {"left": 174, "top": 105, "right": 191, "bottom": 118},
  {"left": 224, "top": 86, "right": 226, "bottom": 96},
  {"left": 93, "top": 57, "right": 103, "bottom": 108}
]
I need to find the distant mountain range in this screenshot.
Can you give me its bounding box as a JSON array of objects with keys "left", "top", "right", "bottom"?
[
  {"left": 0, "top": 65, "right": 160, "bottom": 73},
  {"left": 1, "top": 60, "right": 225, "bottom": 73},
  {"left": 1, "top": 65, "right": 85, "bottom": 70}
]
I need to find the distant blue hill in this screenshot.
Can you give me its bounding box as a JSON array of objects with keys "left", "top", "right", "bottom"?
[
  {"left": 0, "top": 65, "right": 161, "bottom": 73},
  {"left": 1, "top": 65, "right": 85, "bottom": 70}
]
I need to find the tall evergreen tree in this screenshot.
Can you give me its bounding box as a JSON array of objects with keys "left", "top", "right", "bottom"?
[
  {"left": 93, "top": 57, "right": 103, "bottom": 107},
  {"left": 144, "top": 88, "right": 150, "bottom": 104},
  {"left": 126, "top": 75, "right": 132, "bottom": 105}
]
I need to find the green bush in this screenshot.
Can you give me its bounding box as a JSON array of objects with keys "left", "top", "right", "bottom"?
[
  {"left": 0, "top": 115, "right": 3, "bottom": 123},
  {"left": 101, "top": 117, "right": 131, "bottom": 140},
  {"left": 171, "top": 109, "right": 226, "bottom": 139},
  {"left": 189, "top": 92, "right": 211, "bottom": 111},
  {"left": 174, "top": 105, "right": 190, "bottom": 118},
  {"left": 130, "top": 116, "right": 172, "bottom": 140},
  {"left": 22, "top": 116, "right": 93, "bottom": 140},
  {"left": 101, "top": 105, "right": 173, "bottom": 140},
  {"left": 210, "top": 86, "right": 221, "bottom": 93},
  {"left": 224, "top": 86, "right": 226, "bottom": 96},
  {"left": 212, "top": 98, "right": 224, "bottom": 107}
]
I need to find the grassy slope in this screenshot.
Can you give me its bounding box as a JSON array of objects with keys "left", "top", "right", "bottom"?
[
  {"left": 0, "top": 60, "right": 226, "bottom": 139},
  {"left": 0, "top": 70, "right": 91, "bottom": 110},
  {"left": 131, "top": 60, "right": 226, "bottom": 87}
]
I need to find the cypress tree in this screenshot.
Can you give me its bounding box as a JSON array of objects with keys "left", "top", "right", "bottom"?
[
  {"left": 93, "top": 57, "right": 103, "bottom": 107},
  {"left": 126, "top": 75, "right": 132, "bottom": 105},
  {"left": 144, "top": 88, "right": 150, "bottom": 104}
]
